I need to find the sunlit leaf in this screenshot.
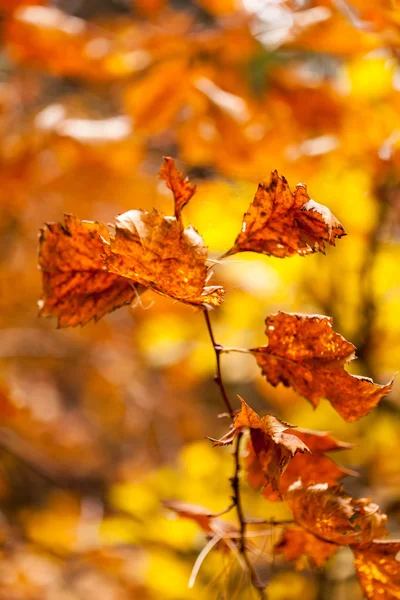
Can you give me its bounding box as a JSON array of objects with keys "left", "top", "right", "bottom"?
[
  {"left": 104, "top": 209, "right": 224, "bottom": 308},
  {"left": 209, "top": 397, "right": 310, "bottom": 493},
  {"left": 275, "top": 525, "right": 338, "bottom": 568},
  {"left": 38, "top": 214, "right": 139, "bottom": 327},
  {"left": 223, "top": 171, "right": 345, "bottom": 259},
  {"left": 252, "top": 312, "right": 393, "bottom": 421},
  {"left": 159, "top": 156, "right": 196, "bottom": 220},
  {"left": 353, "top": 540, "right": 400, "bottom": 600},
  {"left": 247, "top": 428, "right": 357, "bottom": 500},
  {"left": 286, "top": 481, "right": 388, "bottom": 546}
]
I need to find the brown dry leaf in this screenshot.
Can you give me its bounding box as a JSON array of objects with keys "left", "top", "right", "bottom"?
[
  {"left": 104, "top": 209, "right": 224, "bottom": 308},
  {"left": 252, "top": 312, "right": 393, "bottom": 421},
  {"left": 159, "top": 156, "right": 196, "bottom": 220},
  {"left": 162, "top": 499, "right": 238, "bottom": 538},
  {"left": 275, "top": 525, "right": 338, "bottom": 569},
  {"left": 38, "top": 214, "right": 140, "bottom": 328},
  {"left": 247, "top": 428, "right": 357, "bottom": 501},
  {"left": 209, "top": 397, "right": 310, "bottom": 493},
  {"left": 286, "top": 481, "right": 388, "bottom": 546},
  {"left": 223, "top": 170, "right": 345, "bottom": 258},
  {"left": 352, "top": 540, "right": 400, "bottom": 600}
]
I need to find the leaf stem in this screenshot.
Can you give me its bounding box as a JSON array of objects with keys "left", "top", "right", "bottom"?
[{"left": 221, "top": 346, "right": 301, "bottom": 368}]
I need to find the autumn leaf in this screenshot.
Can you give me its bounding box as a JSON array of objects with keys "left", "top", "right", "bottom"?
[
  {"left": 39, "top": 159, "right": 224, "bottom": 326},
  {"left": 159, "top": 157, "right": 196, "bottom": 220},
  {"left": 162, "top": 499, "right": 238, "bottom": 538},
  {"left": 252, "top": 312, "right": 393, "bottom": 421},
  {"left": 352, "top": 540, "right": 400, "bottom": 600},
  {"left": 223, "top": 170, "right": 346, "bottom": 259},
  {"left": 38, "top": 214, "right": 140, "bottom": 328},
  {"left": 104, "top": 209, "right": 224, "bottom": 308},
  {"left": 286, "top": 481, "right": 388, "bottom": 546},
  {"left": 209, "top": 397, "right": 310, "bottom": 493},
  {"left": 247, "top": 428, "right": 357, "bottom": 501},
  {"left": 275, "top": 525, "right": 338, "bottom": 569}
]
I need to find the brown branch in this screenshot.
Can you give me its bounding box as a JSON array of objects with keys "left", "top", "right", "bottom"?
[
  {"left": 203, "top": 309, "right": 266, "bottom": 597},
  {"left": 203, "top": 309, "right": 235, "bottom": 420}
]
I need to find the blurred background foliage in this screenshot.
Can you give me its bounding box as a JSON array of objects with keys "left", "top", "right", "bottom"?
[{"left": 0, "top": 0, "right": 400, "bottom": 598}]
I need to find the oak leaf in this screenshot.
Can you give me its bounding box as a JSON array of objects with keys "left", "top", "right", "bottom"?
[
  {"left": 223, "top": 170, "right": 345, "bottom": 258},
  {"left": 103, "top": 209, "right": 224, "bottom": 308},
  {"left": 352, "top": 540, "right": 400, "bottom": 600},
  {"left": 159, "top": 157, "right": 196, "bottom": 220},
  {"left": 209, "top": 397, "right": 310, "bottom": 493},
  {"left": 247, "top": 428, "right": 357, "bottom": 501},
  {"left": 286, "top": 481, "right": 388, "bottom": 546},
  {"left": 275, "top": 525, "right": 338, "bottom": 569},
  {"left": 252, "top": 312, "right": 392, "bottom": 421},
  {"left": 38, "top": 214, "right": 139, "bottom": 328}
]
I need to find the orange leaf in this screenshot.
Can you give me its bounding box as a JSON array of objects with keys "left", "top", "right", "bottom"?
[
  {"left": 159, "top": 157, "right": 196, "bottom": 220},
  {"left": 275, "top": 525, "right": 338, "bottom": 568},
  {"left": 224, "top": 170, "right": 345, "bottom": 258},
  {"left": 252, "top": 312, "right": 393, "bottom": 421},
  {"left": 162, "top": 499, "right": 238, "bottom": 538},
  {"left": 352, "top": 540, "right": 400, "bottom": 600},
  {"left": 38, "top": 214, "right": 139, "bottom": 328},
  {"left": 104, "top": 209, "right": 224, "bottom": 308},
  {"left": 209, "top": 397, "right": 310, "bottom": 494},
  {"left": 286, "top": 482, "right": 388, "bottom": 546},
  {"left": 246, "top": 428, "right": 357, "bottom": 501}
]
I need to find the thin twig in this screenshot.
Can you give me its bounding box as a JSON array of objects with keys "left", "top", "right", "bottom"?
[
  {"left": 203, "top": 309, "right": 266, "bottom": 597},
  {"left": 203, "top": 309, "right": 235, "bottom": 420},
  {"left": 231, "top": 434, "right": 265, "bottom": 596},
  {"left": 209, "top": 502, "right": 236, "bottom": 518}
]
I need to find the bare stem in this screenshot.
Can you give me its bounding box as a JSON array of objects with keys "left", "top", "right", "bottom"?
[
  {"left": 231, "top": 433, "right": 266, "bottom": 596},
  {"left": 203, "top": 309, "right": 266, "bottom": 596},
  {"left": 203, "top": 309, "right": 235, "bottom": 420}
]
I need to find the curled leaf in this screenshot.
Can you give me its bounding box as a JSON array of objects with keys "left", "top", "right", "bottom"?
[
  {"left": 159, "top": 156, "right": 196, "bottom": 220},
  {"left": 247, "top": 428, "right": 357, "bottom": 501},
  {"left": 38, "top": 214, "right": 139, "bottom": 327},
  {"left": 104, "top": 209, "right": 224, "bottom": 308},
  {"left": 275, "top": 525, "right": 338, "bottom": 568},
  {"left": 38, "top": 160, "right": 224, "bottom": 327},
  {"left": 209, "top": 397, "right": 310, "bottom": 494},
  {"left": 352, "top": 540, "right": 400, "bottom": 600},
  {"left": 286, "top": 481, "right": 388, "bottom": 546},
  {"left": 252, "top": 312, "right": 393, "bottom": 421},
  {"left": 224, "top": 170, "right": 345, "bottom": 258}
]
